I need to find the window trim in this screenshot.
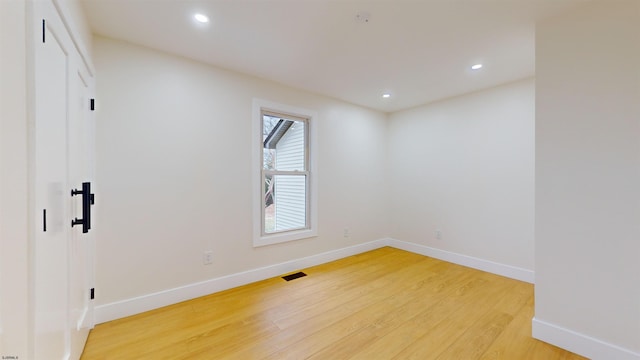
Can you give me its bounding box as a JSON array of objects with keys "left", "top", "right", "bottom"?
[{"left": 252, "top": 98, "right": 318, "bottom": 247}]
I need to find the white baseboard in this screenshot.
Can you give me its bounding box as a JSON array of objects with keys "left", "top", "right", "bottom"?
[
  {"left": 95, "top": 237, "right": 638, "bottom": 360},
  {"left": 387, "top": 238, "right": 534, "bottom": 283},
  {"left": 95, "top": 238, "right": 389, "bottom": 324},
  {"left": 533, "top": 317, "right": 640, "bottom": 360},
  {"left": 96, "top": 237, "right": 536, "bottom": 324}
]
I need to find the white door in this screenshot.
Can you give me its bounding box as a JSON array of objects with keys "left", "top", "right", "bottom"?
[
  {"left": 33, "top": 2, "right": 95, "bottom": 359},
  {"left": 67, "top": 53, "right": 95, "bottom": 360}
]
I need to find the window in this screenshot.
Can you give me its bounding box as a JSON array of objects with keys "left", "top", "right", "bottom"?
[
  {"left": 253, "top": 99, "right": 317, "bottom": 247},
  {"left": 262, "top": 112, "right": 308, "bottom": 233}
]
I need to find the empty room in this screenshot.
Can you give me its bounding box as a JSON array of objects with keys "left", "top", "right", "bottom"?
[{"left": 1, "top": 0, "right": 638, "bottom": 359}]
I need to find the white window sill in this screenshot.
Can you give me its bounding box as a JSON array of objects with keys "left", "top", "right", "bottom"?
[{"left": 253, "top": 229, "right": 318, "bottom": 247}]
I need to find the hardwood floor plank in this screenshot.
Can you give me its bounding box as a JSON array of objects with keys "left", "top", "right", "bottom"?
[
  {"left": 251, "top": 257, "right": 444, "bottom": 359},
  {"left": 347, "top": 274, "right": 503, "bottom": 359},
  {"left": 306, "top": 267, "right": 479, "bottom": 359},
  {"left": 81, "top": 247, "right": 586, "bottom": 360},
  {"left": 389, "top": 280, "right": 518, "bottom": 359},
  {"left": 271, "top": 255, "right": 444, "bottom": 330},
  {"left": 479, "top": 297, "right": 538, "bottom": 360},
  {"left": 435, "top": 310, "right": 515, "bottom": 359}
]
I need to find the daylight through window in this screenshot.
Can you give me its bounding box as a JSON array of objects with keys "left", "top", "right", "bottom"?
[{"left": 262, "top": 111, "right": 309, "bottom": 235}]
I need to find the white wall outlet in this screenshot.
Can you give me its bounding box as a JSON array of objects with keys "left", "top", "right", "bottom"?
[
  {"left": 203, "top": 251, "right": 213, "bottom": 265},
  {"left": 435, "top": 229, "right": 442, "bottom": 240},
  {"left": 343, "top": 227, "right": 350, "bottom": 238}
]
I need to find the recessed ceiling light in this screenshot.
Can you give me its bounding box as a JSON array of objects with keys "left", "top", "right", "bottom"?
[
  {"left": 194, "top": 13, "right": 209, "bottom": 23},
  {"left": 471, "top": 64, "right": 483, "bottom": 70},
  {"left": 382, "top": 93, "right": 391, "bottom": 98}
]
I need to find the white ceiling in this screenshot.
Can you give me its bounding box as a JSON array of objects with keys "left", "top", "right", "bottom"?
[{"left": 81, "top": 0, "right": 589, "bottom": 113}]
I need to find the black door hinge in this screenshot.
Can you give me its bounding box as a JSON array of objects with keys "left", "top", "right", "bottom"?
[
  {"left": 42, "top": 19, "right": 45, "bottom": 43},
  {"left": 90, "top": 98, "right": 95, "bottom": 111},
  {"left": 90, "top": 288, "right": 95, "bottom": 300}
]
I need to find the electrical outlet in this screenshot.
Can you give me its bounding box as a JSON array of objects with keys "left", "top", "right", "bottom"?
[
  {"left": 203, "top": 251, "right": 213, "bottom": 265},
  {"left": 343, "top": 228, "right": 350, "bottom": 238},
  {"left": 435, "top": 229, "right": 442, "bottom": 240}
]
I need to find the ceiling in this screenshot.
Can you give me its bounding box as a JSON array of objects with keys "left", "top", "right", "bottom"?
[{"left": 81, "top": 0, "right": 589, "bottom": 113}]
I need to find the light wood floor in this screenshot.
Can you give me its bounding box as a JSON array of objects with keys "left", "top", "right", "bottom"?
[{"left": 81, "top": 247, "right": 586, "bottom": 360}]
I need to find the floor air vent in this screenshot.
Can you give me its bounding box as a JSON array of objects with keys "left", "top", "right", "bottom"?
[{"left": 282, "top": 272, "right": 307, "bottom": 281}]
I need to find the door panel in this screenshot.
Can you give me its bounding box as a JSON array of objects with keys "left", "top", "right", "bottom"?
[
  {"left": 33, "top": 2, "right": 95, "bottom": 359},
  {"left": 68, "top": 64, "right": 94, "bottom": 360},
  {"left": 34, "top": 9, "right": 71, "bottom": 359}
]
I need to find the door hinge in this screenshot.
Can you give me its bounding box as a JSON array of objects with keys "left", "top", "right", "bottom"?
[
  {"left": 90, "top": 98, "right": 95, "bottom": 111},
  {"left": 90, "top": 288, "right": 95, "bottom": 300},
  {"left": 42, "top": 19, "right": 45, "bottom": 43}
]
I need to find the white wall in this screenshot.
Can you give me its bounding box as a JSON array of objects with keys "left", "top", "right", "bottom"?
[
  {"left": 0, "top": 1, "right": 30, "bottom": 357},
  {"left": 93, "top": 37, "right": 388, "bottom": 309},
  {"left": 387, "top": 79, "right": 535, "bottom": 273},
  {"left": 534, "top": 1, "right": 640, "bottom": 358}
]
